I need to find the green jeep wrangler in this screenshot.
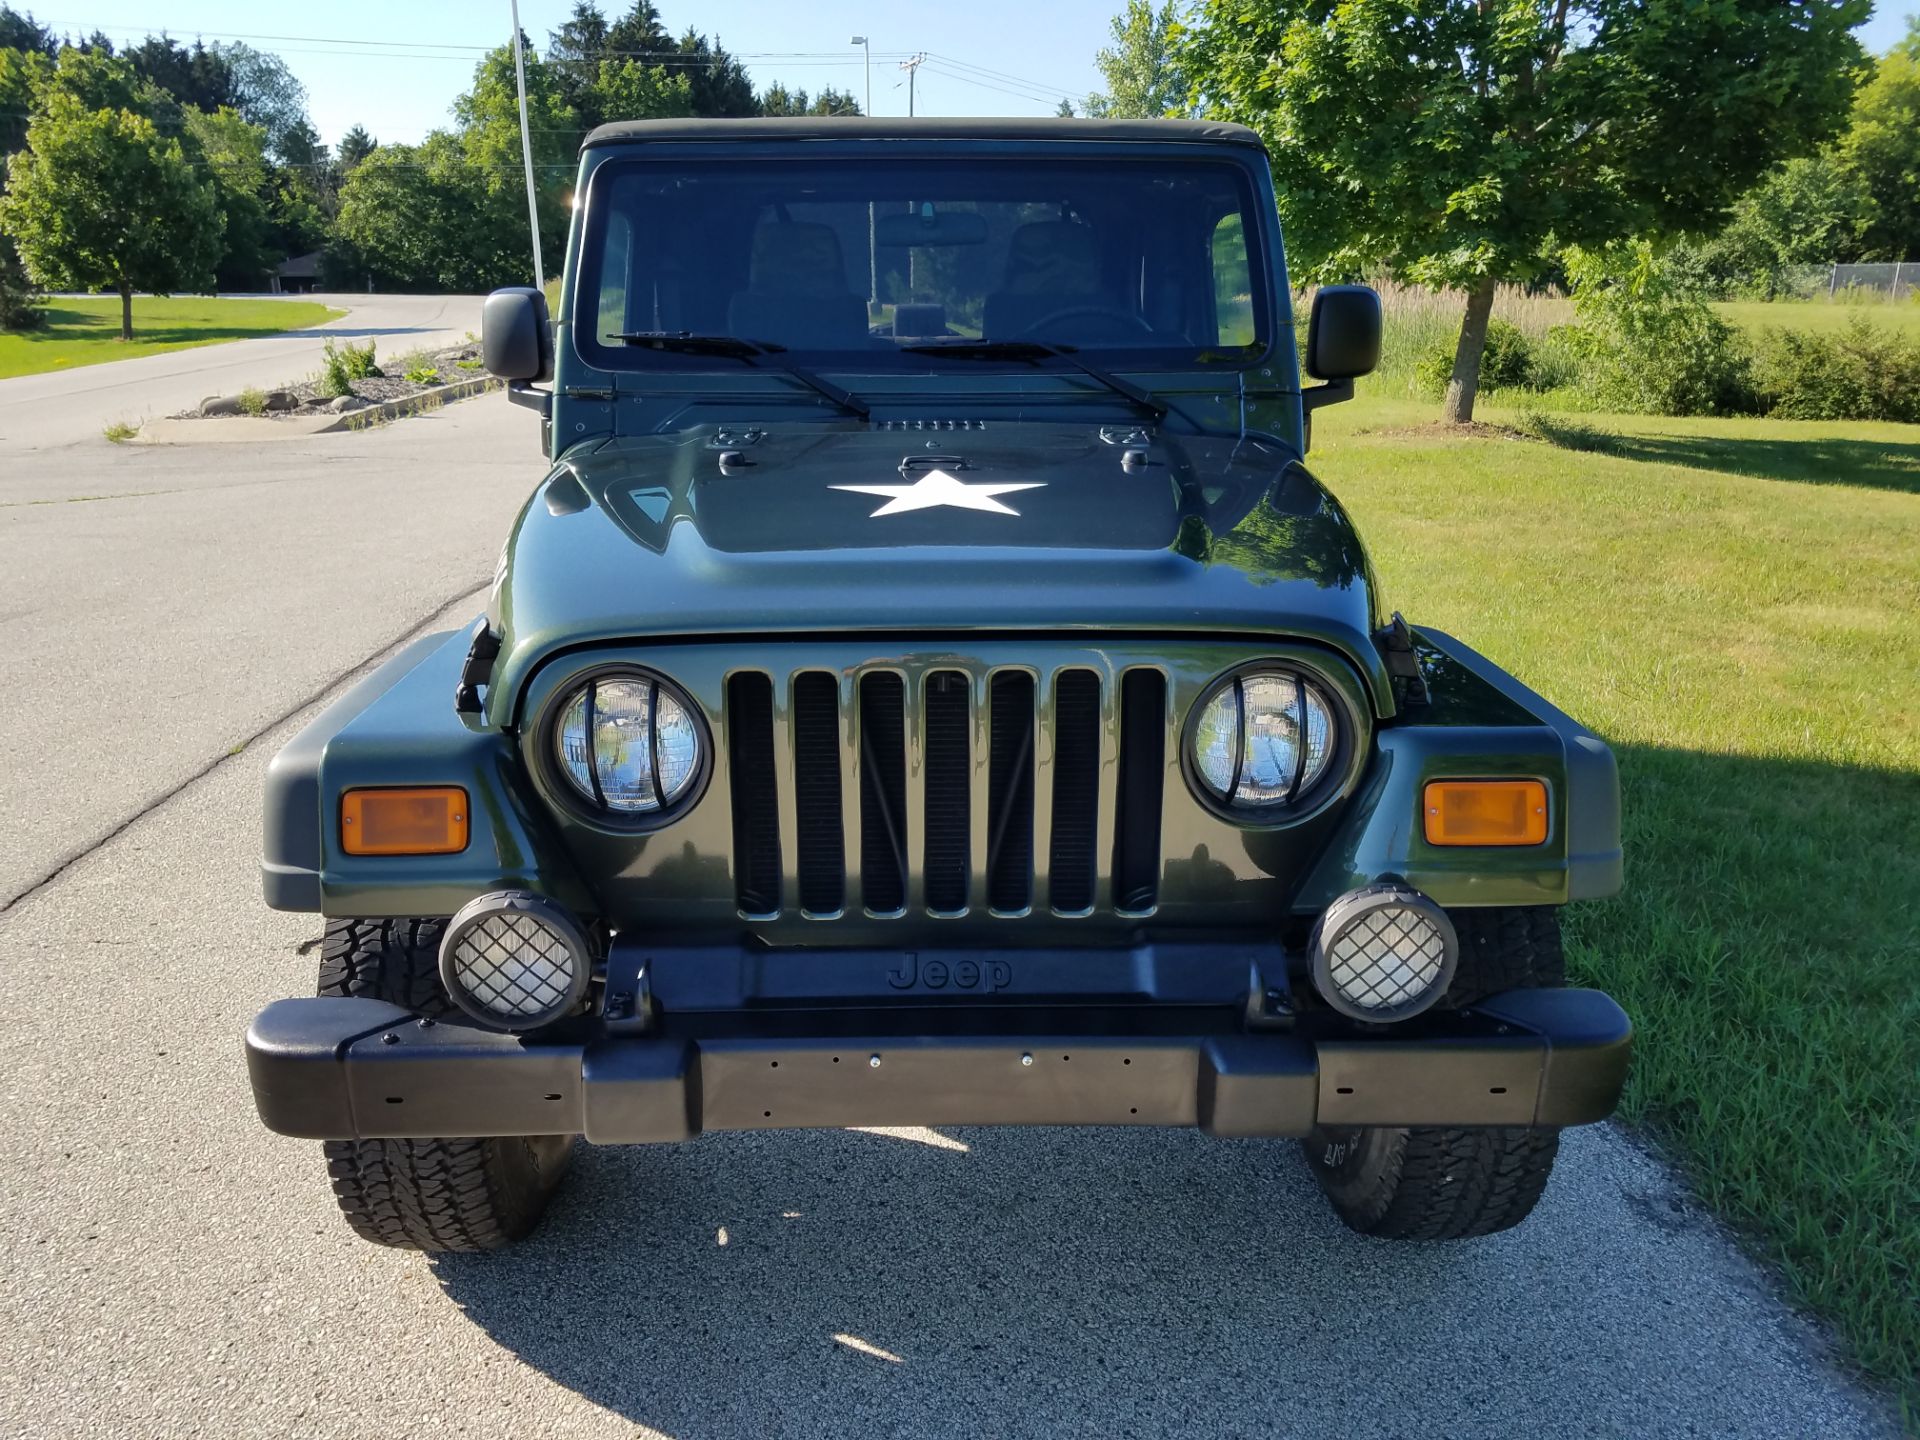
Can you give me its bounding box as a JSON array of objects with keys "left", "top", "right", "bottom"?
[{"left": 247, "top": 117, "right": 1628, "bottom": 1252}]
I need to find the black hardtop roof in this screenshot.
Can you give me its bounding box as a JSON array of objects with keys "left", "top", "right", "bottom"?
[{"left": 582, "top": 115, "right": 1265, "bottom": 151}]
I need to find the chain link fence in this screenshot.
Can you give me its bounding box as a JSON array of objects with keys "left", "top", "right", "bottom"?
[{"left": 1772, "top": 261, "right": 1918, "bottom": 301}]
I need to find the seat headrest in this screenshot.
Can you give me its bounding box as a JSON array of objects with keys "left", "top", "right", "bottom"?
[
  {"left": 749, "top": 222, "right": 850, "bottom": 297},
  {"left": 1000, "top": 221, "right": 1102, "bottom": 295}
]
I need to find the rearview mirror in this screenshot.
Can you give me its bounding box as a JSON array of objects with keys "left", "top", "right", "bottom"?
[
  {"left": 875, "top": 209, "right": 988, "bottom": 247},
  {"left": 481, "top": 286, "right": 553, "bottom": 383},
  {"left": 1305, "top": 285, "right": 1382, "bottom": 381}
]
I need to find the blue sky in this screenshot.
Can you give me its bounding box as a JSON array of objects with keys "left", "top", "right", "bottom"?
[{"left": 27, "top": 0, "right": 1920, "bottom": 150}]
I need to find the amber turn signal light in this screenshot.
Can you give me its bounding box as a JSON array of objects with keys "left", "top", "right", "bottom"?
[
  {"left": 1423, "top": 779, "right": 1548, "bottom": 847},
  {"left": 340, "top": 787, "right": 470, "bottom": 856}
]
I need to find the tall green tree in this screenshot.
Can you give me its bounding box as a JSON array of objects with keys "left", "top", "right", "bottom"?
[
  {"left": 211, "top": 42, "right": 310, "bottom": 161},
  {"left": 0, "top": 88, "right": 222, "bottom": 337},
  {"left": 1083, "top": 0, "right": 1185, "bottom": 119},
  {"left": 1180, "top": 0, "right": 1871, "bottom": 422},
  {"left": 593, "top": 57, "right": 693, "bottom": 122},
  {"left": 183, "top": 104, "right": 276, "bottom": 287},
  {"left": 335, "top": 124, "right": 376, "bottom": 170},
  {"left": 123, "top": 34, "right": 234, "bottom": 112},
  {"left": 1841, "top": 39, "right": 1919, "bottom": 262},
  {"left": 759, "top": 82, "right": 861, "bottom": 117},
  {"left": 0, "top": 5, "right": 54, "bottom": 57}
]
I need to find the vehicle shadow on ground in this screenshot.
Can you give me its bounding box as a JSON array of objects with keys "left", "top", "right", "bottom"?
[
  {"left": 1524, "top": 412, "right": 1920, "bottom": 494},
  {"left": 428, "top": 1122, "right": 1842, "bottom": 1437}
]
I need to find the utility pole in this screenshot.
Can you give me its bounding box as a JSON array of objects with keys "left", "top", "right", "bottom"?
[
  {"left": 852, "top": 35, "right": 876, "bottom": 316},
  {"left": 509, "top": 0, "right": 544, "bottom": 292},
  {"left": 900, "top": 52, "right": 926, "bottom": 117}
]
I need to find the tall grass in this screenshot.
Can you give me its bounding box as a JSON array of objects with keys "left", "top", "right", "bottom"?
[{"left": 1297, "top": 281, "right": 1572, "bottom": 401}]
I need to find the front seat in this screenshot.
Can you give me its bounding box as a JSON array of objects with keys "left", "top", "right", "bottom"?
[
  {"left": 983, "top": 221, "right": 1108, "bottom": 340},
  {"left": 727, "top": 222, "right": 868, "bottom": 348}
]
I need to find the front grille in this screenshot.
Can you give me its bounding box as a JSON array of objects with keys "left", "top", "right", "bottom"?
[{"left": 726, "top": 659, "right": 1165, "bottom": 919}]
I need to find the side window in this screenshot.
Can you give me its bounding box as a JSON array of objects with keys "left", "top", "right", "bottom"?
[{"left": 1210, "top": 213, "right": 1255, "bottom": 347}]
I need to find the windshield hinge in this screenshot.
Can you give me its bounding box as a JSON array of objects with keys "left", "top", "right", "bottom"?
[
  {"left": 1376, "top": 612, "right": 1430, "bottom": 709},
  {"left": 454, "top": 619, "right": 503, "bottom": 714}
]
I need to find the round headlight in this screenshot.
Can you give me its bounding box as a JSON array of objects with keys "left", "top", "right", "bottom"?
[
  {"left": 554, "top": 671, "right": 704, "bottom": 816},
  {"left": 1191, "top": 669, "right": 1337, "bottom": 811}
]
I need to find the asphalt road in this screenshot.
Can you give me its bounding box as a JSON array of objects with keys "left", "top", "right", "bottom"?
[
  {"left": 0, "top": 383, "right": 1901, "bottom": 1438},
  {"left": 0, "top": 292, "right": 483, "bottom": 456}
]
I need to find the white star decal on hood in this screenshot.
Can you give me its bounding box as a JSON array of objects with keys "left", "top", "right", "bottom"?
[{"left": 832, "top": 469, "right": 1045, "bottom": 517}]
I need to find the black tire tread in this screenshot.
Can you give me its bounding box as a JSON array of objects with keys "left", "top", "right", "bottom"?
[
  {"left": 1328, "top": 1126, "right": 1562, "bottom": 1240},
  {"left": 1445, "top": 905, "right": 1565, "bottom": 1004},
  {"left": 1303, "top": 905, "right": 1566, "bottom": 1241},
  {"left": 313, "top": 917, "right": 569, "bottom": 1252}
]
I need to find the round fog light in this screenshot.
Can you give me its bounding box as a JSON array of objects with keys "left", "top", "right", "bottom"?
[
  {"left": 1309, "top": 884, "right": 1458, "bottom": 1022},
  {"left": 439, "top": 891, "right": 592, "bottom": 1031}
]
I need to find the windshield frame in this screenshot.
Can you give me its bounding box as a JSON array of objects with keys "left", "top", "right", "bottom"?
[{"left": 566, "top": 144, "right": 1283, "bottom": 380}]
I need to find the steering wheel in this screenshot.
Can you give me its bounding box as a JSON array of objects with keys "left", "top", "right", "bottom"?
[{"left": 1013, "top": 304, "right": 1156, "bottom": 340}]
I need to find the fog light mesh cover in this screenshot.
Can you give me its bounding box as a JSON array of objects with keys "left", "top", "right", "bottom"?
[
  {"left": 439, "top": 891, "right": 591, "bottom": 1030},
  {"left": 1310, "top": 884, "right": 1458, "bottom": 1022}
]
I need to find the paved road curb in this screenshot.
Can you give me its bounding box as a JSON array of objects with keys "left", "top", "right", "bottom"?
[{"left": 133, "top": 375, "right": 502, "bottom": 445}]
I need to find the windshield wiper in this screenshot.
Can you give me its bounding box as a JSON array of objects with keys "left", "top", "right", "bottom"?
[
  {"left": 611, "top": 331, "right": 870, "bottom": 419},
  {"left": 901, "top": 339, "right": 1167, "bottom": 420}
]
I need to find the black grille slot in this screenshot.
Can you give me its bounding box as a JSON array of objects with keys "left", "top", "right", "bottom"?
[
  {"left": 727, "top": 673, "right": 780, "bottom": 914},
  {"left": 1048, "top": 669, "right": 1101, "bottom": 913},
  {"left": 987, "top": 672, "right": 1035, "bottom": 911},
  {"left": 1112, "top": 669, "right": 1165, "bottom": 912},
  {"left": 792, "top": 672, "right": 844, "bottom": 913},
  {"left": 858, "top": 673, "right": 908, "bottom": 913},
  {"left": 923, "top": 670, "right": 972, "bottom": 912}
]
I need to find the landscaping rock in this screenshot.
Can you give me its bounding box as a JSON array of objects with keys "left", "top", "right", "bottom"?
[
  {"left": 327, "top": 395, "right": 371, "bottom": 413},
  {"left": 199, "top": 394, "right": 244, "bottom": 417},
  {"left": 262, "top": 390, "right": 299, "bottom": 412}
]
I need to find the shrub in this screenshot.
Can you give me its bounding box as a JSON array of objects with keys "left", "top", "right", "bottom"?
[
  {"left": 318, "top": 338, "right": 380, "bottom": 398},
  {"left": 403, "top": 363, "right": 441, "bottom": 385},
  {"left": 1564, "top": 243, "right": 1757, "bottom": 416},
  {"left": 1414, "top": 317, "right": 1543, "bottom": 396},
  {"left": 1750, "top": 316, "right": 1920, "bottom": 423},
  {"left": 237, "top": 386, "right": 267, "bottom": 417}
]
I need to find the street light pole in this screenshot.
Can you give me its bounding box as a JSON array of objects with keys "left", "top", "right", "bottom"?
[
  {"left": 509, "top": 0, "right": 544, "bottom": 292},
  {"left": 851, "top": 35, "right": 875, "bottom": 317}
]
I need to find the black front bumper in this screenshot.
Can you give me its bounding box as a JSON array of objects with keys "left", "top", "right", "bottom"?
[{"left": 247, "top": 943, "right": 1630, "bottom": 1142}]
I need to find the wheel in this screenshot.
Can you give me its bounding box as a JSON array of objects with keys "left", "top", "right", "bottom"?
[
  {"left": 314, "top": 918, "right": 575, "bottom": 1252},
  {"left": 1300, "top": 906, "right": 1566, "bottom": 1240}
]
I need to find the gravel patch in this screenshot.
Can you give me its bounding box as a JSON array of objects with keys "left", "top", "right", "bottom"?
[{"left": 177, "top": 341, "right": 489, "bottom": 419}]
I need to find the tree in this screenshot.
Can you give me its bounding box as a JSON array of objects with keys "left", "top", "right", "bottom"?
[
  {"left": 759, "top": 82, "right": 861, "bottom": 117},
  {"left": 0, "top": 5, "right": 55, "bottom": 57},
  {"left": 1055, "top": 98, "right": 1077, "bottom": 118},
  {"left": 0, "top": 89, "right": 223, "bottom": 337},
  {"left": 124, "top": 34, "right": 234, "bottom": 112},
  {"left": 212, "top": 42, "right": 310, "bottom": 161},
  {"left": 335, "top": 124, "right": 376, "bottom": 170},
  {"left": 675, "top": 28, "right": 757, "bottom": 117},
  {"left": 1841, "top": 43, "right": 1919, "bottom": 261},
  {"left": 183, "top": 104, "right": 276, "bottom": 287},
  {"left": 594, "top": 58, "right": 693, "bottom": 121},
  {"left": 1180, "top": 0, "right": 1872, "bottom": 423},
  {"left": 1084, "top": 0, "right": 1185, "bottom": 119}
]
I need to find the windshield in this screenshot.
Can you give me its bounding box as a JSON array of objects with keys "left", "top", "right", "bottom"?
[{"left": 574, "top": 155, "right": 1269, "bottom": 372}]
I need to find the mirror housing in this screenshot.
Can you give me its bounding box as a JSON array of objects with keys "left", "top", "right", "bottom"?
[
  {"left": 1306, "top": 284, "right": 1382, "bottom": 382},
  {"left": 481, "top": 286, "right": 553, "bottom": 383}
]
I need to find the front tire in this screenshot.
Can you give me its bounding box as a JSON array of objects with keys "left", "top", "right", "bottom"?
[
  {"left": 1301, "top": 906, "right": 1566, "bottom": 1240},
  {"left": 315, "top": 918, "right": 574, "bottom": 1252}
]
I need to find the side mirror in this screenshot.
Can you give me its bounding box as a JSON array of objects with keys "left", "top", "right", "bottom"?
[
  {"left": 481, "top": 285, "right": 553, "bottom": 383},
  {"left": 1306, "top": 284, "right": 1382, "bottom": 382}
]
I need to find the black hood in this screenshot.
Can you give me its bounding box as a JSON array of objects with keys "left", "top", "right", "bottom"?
[{"left": 489, "top": 421, "right": 1391, "bottom": 719}]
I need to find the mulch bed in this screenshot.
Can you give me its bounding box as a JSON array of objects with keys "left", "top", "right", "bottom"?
[{"left": 174, "top": 341, "right": 489, "bottom": 420}]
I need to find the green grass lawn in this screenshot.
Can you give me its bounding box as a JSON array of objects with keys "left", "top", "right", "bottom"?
[
  {"left": 1714, "top": 297, "right": 1920, "bottom": 339},
  {"left": 0, "top": 296, "right": 342, "bottom": 379},
  {"left": 1312, "top": 391, "right": 1920, "bottom": 1416}
]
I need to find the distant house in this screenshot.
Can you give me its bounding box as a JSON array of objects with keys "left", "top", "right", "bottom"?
[{"left": 271, "top": 251, "right": 324, "bottom": 294}]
